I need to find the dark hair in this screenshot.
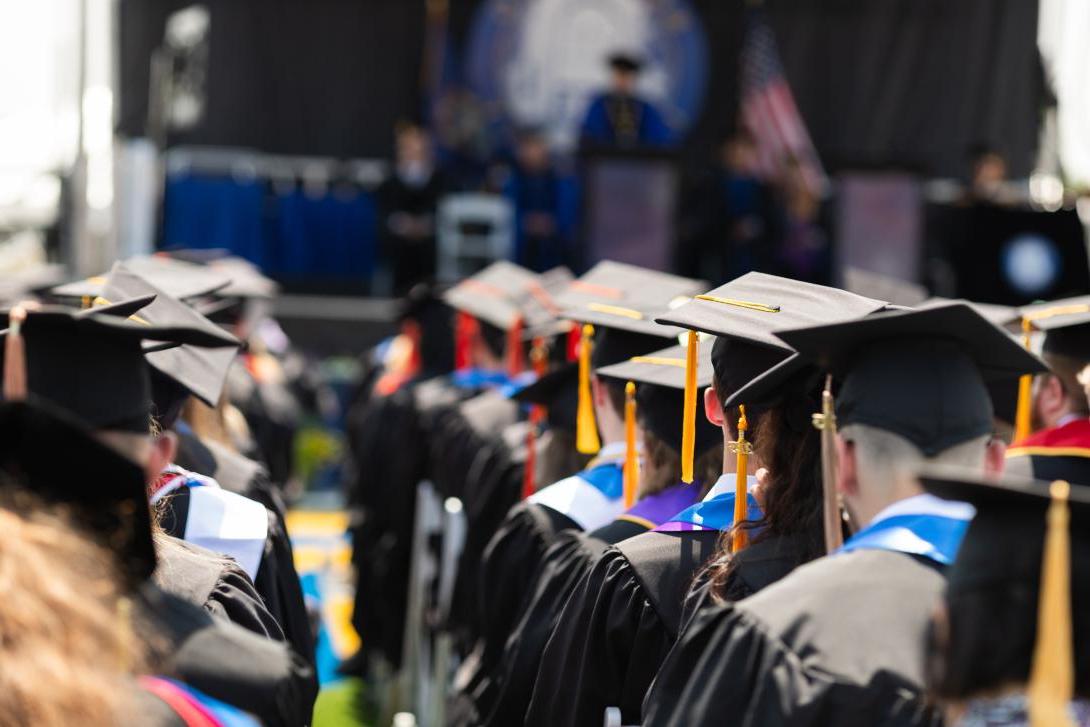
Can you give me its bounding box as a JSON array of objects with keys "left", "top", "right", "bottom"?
[
  {"left": 600, "top": 378, "right": 627, "bottom": 419},
  {"left": 705, "top": 372, "right": 824, "bottom": 602},
  {"left": 926, "top": 522, "right": 1090, "bottom": 700}
]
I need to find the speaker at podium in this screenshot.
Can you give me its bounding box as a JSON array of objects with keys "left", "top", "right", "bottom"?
[{"left": 579, "top": 147, "right": 680, "bottom": 272}]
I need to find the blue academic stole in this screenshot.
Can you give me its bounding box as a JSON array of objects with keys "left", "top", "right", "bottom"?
[
  {"left": 452, "top": 368, "right": 535, "bottom": 395},
  {"left": 576, "top": 460, "right": 625, "bottom": 501},
  {"left": 836, "top": 514, "right": 969, "bottom": 566},
  {"left": 655, "top": 491, "right": 763, "bottom": 532}
]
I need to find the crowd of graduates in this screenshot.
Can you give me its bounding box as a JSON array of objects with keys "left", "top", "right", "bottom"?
[
  {"left": 345, "top": 259, "right": 1090, "bottom": 726},
  {"left": 0, "top": 254, "right": 317, "bottom": 726}
]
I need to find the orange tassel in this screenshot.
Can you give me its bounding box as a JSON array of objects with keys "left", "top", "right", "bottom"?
[
  {"left": 522, "top": 424, "right": 538, "bottom": 499},
  {"left": 623, "top": 381, "right": 639, "bottom": 508},
  {"left": 680, "top": 330, "right": 698, "bottom": 483},
  {"left": 1014, "top": 316, "right": 1034, "bottom": 443},
  {"left": 576, "top": 324, "right": 601, "bottom": 454},
  {"left": 1027, "top": 480, "right": 1075, "bottom": 727},
  {"left": 4, "top": 306, "right": 28, "bottom": 401},
  {"left": 731, "top": 405, "right": 752, "bottom": 553}
]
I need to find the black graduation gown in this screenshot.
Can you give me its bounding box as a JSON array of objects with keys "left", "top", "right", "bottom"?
[
  {"left": 526, "top": 532, "right": 807, "bottom": 726},
  {"left": 451, "top": 500, "right": 581, "bottom": 708},
  {"left": 137, "top": 582, "right": 317, "bottom": 727},
  {"left": 344, "top": 375, "right": 467, "bottom": 671},
  {"left": 474, "top": 514, "right": 654, "bottom": 726},
  {"left": 642, "top": 549, "right": 946, "bottom": 727},
  {"left": 153, "top": 533, "right": 286, "bottom": 642},
  {"left": 160, "top": 485, "right": 313, "bottom": 658}
]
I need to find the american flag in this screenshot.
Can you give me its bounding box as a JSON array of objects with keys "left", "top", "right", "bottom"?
[{"left": 740, "top": 11, "right": 827, "bottom": 195}]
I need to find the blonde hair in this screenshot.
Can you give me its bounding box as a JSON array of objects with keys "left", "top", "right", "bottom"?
[
  {"left": 0, "top": 500, "right": 143, "bottom": 726},
  {"left": 841, "top": 423, "right": 990, "bottom": 490}
]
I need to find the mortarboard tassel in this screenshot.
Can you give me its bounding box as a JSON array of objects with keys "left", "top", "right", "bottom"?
[
  {"left": 680, "top": 330, "right": 699, "bottom": 483},
  {"left": 813, "top": 374, "right": 845, "bottom": 553},
  {"left": 1027, "top": 480, "right": 1075, "bottom": 727},
  {"left": 731, "top": 405, "right": 752, "bottom": 552},
  {"left": 506, "top": 314, "right": 526, "bottom": 376},
  {"left": 1014, "top": 316, "right": 1034, "bottom": 443},
  {"left": 522, "top": 425, "right": 538, "bottom": 500},
  {"left": 623, "top": 381, "right": 639, "bottom": 509},
  {"left": 576, "top": 324, "right": 601, "bottom": 454},
  {"left": 522, "top": 338, "right": 550, "bottom": 500},
  {"left": 3, "top": 306, "right": 28, "bottom": 401},
  {"left": 454, "top": 311, "right": 479, "bottom": 372},
  {"left": 566, "top": 323, "right": 580, "bottom": 362}
]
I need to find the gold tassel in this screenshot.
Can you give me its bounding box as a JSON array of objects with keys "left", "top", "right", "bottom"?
[
  {"left": 681, "top": 330, "right": 698, "bottom": 483},
  {"left": 623, "top": 381, "right": 639, "bottom": 508},
  {"left": 731, "top": 405, "right": 752, "bottom": 552},
  {"left": 1027, "top": 480, "right": 1075, "bottom": 727},
  {"left": 576, "top": 324, "right": 601, "bottom": 454},
  {"left": 3, "top": 306, "right": 28, "bottom": 401},
  {"left": 1014, "top": 316, "right": 1034, "bottom": 443},
  {"left": 812, "top": 374, "right": 844, "bottom": 553}
]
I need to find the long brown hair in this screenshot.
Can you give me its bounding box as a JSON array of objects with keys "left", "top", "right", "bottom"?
[
  {"left": 0, "top": 498, "right": 144, "bottom": 726},
  {"left": 706, "top": 375, "right": 824, "bottom": 602}
]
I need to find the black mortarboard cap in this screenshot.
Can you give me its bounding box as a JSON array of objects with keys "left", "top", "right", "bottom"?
[
  {"left": 655, "top": 272, "right": 888, "bottom": 350},
  {"left": 101, "top": 262, "right": 240, "bottom": 412},
  {"left": 557, "top": 261, "right": 704, "bottom": 338},
  {"left": 597, "top": 344, "right": 719, "bottom": 453},
  {"left": 512, "top": 363, "right": 578, "bottom": 431},
  {"left": 1, "top": 305, "right": 239, "bottom": 433},
  {"left": 1020, "top": 295, "right": 1090, "bottom": 361},
  {"left": 51, "top": 255, "right": 232, "bottom": 302},
  {"left": 442, "top": 261, "right": 542, "bottom": 331},
  {"left": 0, "top": 400, "right": 156, "bottom": 584},
  {"left": 773, "top": 302, "right": 1048, "bottom": 455},
  {"left": 919, "top": 465, "right": 1090, "bottom": 708}
]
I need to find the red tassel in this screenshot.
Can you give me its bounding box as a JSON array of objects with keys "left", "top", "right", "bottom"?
[
  {"left": 566, "top": 323, "right": 580, "bottom": 362},
  {"left": 454, "top": 312, "right": 479, "bottom": 372},
  {"left": 506, "top": 315, "right": 526, "bottom": 376},
  {"left": 522, "top": 424, "right": 538, "bottom": 499},
  {"left": 4, "top": 306, "right": 28, "bottom": 401}
]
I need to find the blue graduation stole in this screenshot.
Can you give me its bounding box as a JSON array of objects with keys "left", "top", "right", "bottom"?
[
  {"left": 452, "top": 368, "right": 534, "bottom": 396},
  {"left": 656, "top": 490, "right": 763, "bottom": 532},
  {"left": 576, "top": 460, "right": 625, "bottom": 501},
  {"left": 836, "top": 514, "right": 969, "bottom": 566}
]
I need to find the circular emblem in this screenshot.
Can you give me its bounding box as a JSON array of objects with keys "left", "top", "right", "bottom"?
[
  {"left": 466, "top": 0, "right": 708, "bottom": 152},
  {"left": 1002, "top": 233, "right": 1062, "bottom": 297}
]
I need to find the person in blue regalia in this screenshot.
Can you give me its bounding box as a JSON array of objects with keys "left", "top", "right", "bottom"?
[
  {"left": 501, "top": 129, "right": 575, "bottom": 273},
  {"left": 644, "top": 301, "right": 1046, "bottom": 727},
  {"left": 579, "top": 53, "right": 675, "bottom": 150}
]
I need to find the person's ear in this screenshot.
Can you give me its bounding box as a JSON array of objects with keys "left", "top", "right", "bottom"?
[
  {"left": 983, "top": 435, "right": 1007, "bottom": 478},
  {"left": 703, "top": 386, "right": 724, "bottom": 427},
  {"left": 591, "top": 373, "right": 607, "bottom": 408},
  {"left": 835, "top": 434, "right": 858, "bottom": 498},
  {"left": 145, "top": 430, "right": 178, "bottom": 485}
]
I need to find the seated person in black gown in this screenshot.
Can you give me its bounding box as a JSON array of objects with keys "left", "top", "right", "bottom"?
[
  {"left": 644, "top": 302, "right": 1043, "bottom": 726},
  {"left": 921, "top": 469, "right": 1090, "bottom": 727},
  {"left": 526, "top": 273, "right": 888, "bottom": 726},
  {"left": 0, "top": 305, "right": 316, "bottom": 726}
]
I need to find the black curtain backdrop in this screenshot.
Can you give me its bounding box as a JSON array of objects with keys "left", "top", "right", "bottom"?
[{"left": 119, "top": 0, "right": 1045, "bottom": 176}]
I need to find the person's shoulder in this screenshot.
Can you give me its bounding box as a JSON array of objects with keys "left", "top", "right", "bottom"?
[
  {"left": 1010, "top": 418, "right": 1090, "bottom": 452},
  {"left": 614, "top": 527, "right": 721, "bottom": 564},
  {"left": 740, "top": 549, "right": 945, "bottom": 622}
]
